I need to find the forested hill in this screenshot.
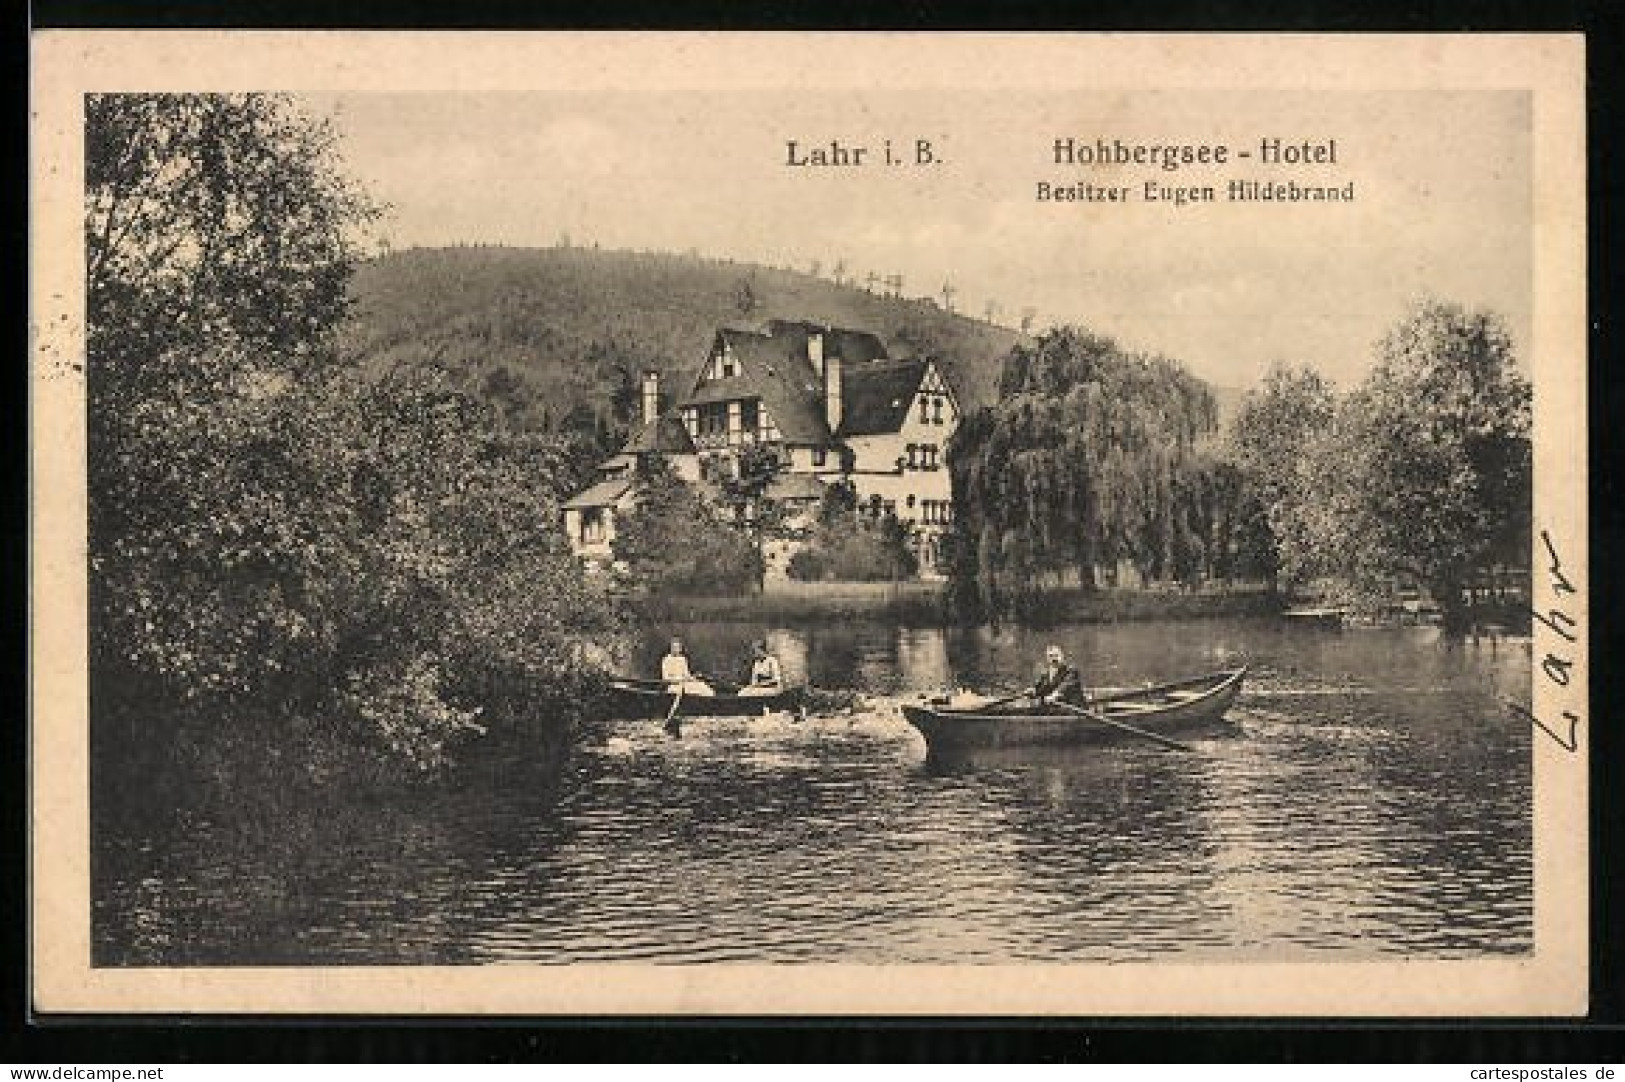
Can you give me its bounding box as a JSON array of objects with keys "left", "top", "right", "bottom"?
[{"left": 343, "top": 245, "right": 1024, "bottom": 439}]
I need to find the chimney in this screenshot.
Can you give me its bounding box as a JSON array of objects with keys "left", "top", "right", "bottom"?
[
  {"left": 807, "top": 331, "right": 825, "bottom": 378},
  {"left": 824, "top": 353, "right": 843, "bottom": 434},
  {"left": 641, "top": 370, "right": 660, "bottom": 427}
]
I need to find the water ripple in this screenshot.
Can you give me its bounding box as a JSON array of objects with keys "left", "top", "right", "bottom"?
[{"left": 95, "top": 620, "right": 1532, "bottom": 965}]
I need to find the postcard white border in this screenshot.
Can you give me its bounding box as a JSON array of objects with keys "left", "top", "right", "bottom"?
[{"left": 30, "top": 31, "right": 1588, "bottom": 1016}]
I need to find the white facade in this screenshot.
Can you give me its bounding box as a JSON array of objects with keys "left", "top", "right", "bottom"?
[{"left": 842, "top": 365, "right": 959, "bottom": 573}]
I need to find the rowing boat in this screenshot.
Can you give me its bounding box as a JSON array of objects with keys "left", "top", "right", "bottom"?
[
  {"left": 900, "top": 667, "right": 1247, "bottom": 752},
  {"left": 606, "top": 676, "right": 806, "bottom": 718}
]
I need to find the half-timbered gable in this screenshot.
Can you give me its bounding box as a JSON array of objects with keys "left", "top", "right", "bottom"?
[{"left": 562, "top": 319, "right": 964, "bottom": 576}]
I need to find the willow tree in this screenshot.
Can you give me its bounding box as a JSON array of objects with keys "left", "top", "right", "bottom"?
[{"left": 947, "top": 327, "right": 1227, "bottom": 611}]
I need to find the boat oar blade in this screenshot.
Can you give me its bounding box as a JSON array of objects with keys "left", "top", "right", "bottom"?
[{"left": 663, "top": 684, "right": 684, "bottom": 736}]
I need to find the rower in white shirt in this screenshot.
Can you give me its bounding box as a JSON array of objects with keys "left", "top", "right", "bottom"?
[
  {"left": 738, "top": 639, "right": 783, "bottom": 697},
  {"left": 660, "top": 638, "right": 713, "bottom": 696}
]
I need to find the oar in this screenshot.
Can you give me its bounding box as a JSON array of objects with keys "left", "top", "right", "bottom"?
[
  {"left": 1053, "top": 698, "right": 1198, "bottom": 754},
  {"left": 977, "top": 688, "right": 1036, "bottom": 709},
  {"left": 663, "top": 683, "right": 684, "bottom": 737}
]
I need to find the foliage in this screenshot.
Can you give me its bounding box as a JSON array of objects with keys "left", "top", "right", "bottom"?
[
  {"left": 611, "top": 457, "right": 765, "bottom": 594},
  {"left": 717, "top": 442, "right": 789, "bottom": 534},
  {"left": 946, "top": 327, "right": 1238, "bottom": 612},
  {"left": 1225, "top": 301, "right": 1531, "bottom": 628},
  {"left": 733, "top": 274, "right": 760, "bottom": 317},
  {"left": 87, "top": 93, "right": 612, "bottom": 781},
  {"left": 343, "top": 244, "right": 1023, "bottom": 436},
  {"left": 1225, "top": 365, "right": 1339, "bottom": 590},
  {"left": 1323, "top": 301, "right": 1531, "bottom": 625},
  {"left": 87, "top": 95, "right": 376, "bottom": 396},
  {"left": 787, "top": 481, "right": 919, "bottom": 582}
]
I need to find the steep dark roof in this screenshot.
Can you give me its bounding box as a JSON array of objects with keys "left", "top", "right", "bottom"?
[
  {"left": 765, "top": 319, "right": 888, "bottom": 366},
  {"left": 562, "top": 476, "right": 636, "bottom": 510},
  {"left": 684, "top": 328, "right": 833, "bottom": 445},
  {"left": 676, "top": 323, "right": 944, "bottom": 444},
  {"left": 837, "top": 359, "right": 929, "bottom": 437},
  {"left": 624, "top": 414, "right": 696, "bottom": 455}
]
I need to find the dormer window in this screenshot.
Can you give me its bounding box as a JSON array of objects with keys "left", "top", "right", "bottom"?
[{"left": 708, "top": 342, "right": 740, "bottom": 381}]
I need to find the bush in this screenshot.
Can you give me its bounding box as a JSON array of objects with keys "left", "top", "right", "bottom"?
[
  {"left": 611, "top": 457, "right": 765, "bottom": 594},
  {"left": 86, "top": 94, "right": 618, "bottom": 781},
  {"left": 787, "top": 495, "right": 918, "bottom": 582}
]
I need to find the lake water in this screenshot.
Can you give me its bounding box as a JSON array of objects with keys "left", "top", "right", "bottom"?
[{"left": 95, "top": 617, "right": 1532, "bottom": 965}]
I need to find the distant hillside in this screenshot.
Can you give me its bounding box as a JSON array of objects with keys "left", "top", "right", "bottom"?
[{"left": 343, "top": 246, "right": 1024, "bottom": 441}]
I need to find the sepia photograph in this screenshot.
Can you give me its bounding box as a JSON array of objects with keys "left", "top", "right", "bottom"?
[{"left": 30, "top": 33, "right": 1587, "bottom": 1014}]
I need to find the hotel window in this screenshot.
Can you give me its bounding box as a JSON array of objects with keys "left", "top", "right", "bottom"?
[
  {"left": 906, "top": 494, "right": 917, "bottom": 509},
  {"left": 905, "top": 443, "right": 917, "bottom": 469},
  {"left": 581, "top": 508, "right": 606, "bottom": 544},
  {"left": 933, "top": 396, "right": 945, "bottom": 424},
  {"left": 918, "top": 396, "right": 930, "bottom": 425},
  {"left": 812, "top": 447, "right": 826, "bottom": 467},
  {"left": 740, "top": 399, "right": 760, "bottom": 436}
]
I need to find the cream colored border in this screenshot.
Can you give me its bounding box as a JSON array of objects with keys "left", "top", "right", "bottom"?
[{"left": 30, "top": 32, "right": 1588, "bottom": 1016}]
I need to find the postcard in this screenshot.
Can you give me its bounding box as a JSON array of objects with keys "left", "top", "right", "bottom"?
[{"left": 30, "top": 32, "right": 1586, "bottom": 1015}]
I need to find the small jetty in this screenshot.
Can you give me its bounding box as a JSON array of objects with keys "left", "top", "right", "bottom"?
[{"left": 1281, "top": 606, "right": 1347, "bottom": 629}]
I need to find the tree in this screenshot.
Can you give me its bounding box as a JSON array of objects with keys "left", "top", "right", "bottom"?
[
  {"left": 86, "top": 94, "right": 611, "bottom": 783},
  {"left": 88, "top": 93, "right": 383, "bottom": 726},
  {"left": 787, "top": 483, "right": 919, "bottom": 583},
  {"left": 87, "top": 95, "right": 377, "bottom": 398},
  {"left": 612, "top": 457, "right": 764, "bottom": 594},
  {"left": 1226, "top": 365, "right": 1338, "bottom": 591},
  {"left": 733, "top": 274, "right": 759, "bottom": 317},
  {"left": 946, "top": 327, "right": 1225, "bottom": 611},
  {"left": 1331, "top": 300, "right": 1531, "bottom": 629},
  {"left": 1225, "top": 302, "right": 1531, "bottom": 630}
]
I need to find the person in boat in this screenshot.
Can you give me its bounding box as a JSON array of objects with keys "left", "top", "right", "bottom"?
[
  {"left": 660, "top": 638, "right": 713, "bottom": 696},
  {"left": 738, "top": 639, "right": 783, "bottom": 698},
  {"left": 1029, "top": 644, "right": 1085, "bottom": 705}
]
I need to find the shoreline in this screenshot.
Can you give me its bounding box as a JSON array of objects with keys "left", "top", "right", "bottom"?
[{"left": 638, "top": 581, "right": 1282, "bottom": 625}]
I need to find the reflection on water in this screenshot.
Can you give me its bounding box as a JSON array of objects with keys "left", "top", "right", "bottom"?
[{"left": 96, "top": 618, "right": 1531, "bottom": 965}]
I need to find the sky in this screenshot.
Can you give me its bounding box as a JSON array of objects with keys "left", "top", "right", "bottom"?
[{"left": 313, "top": 88, "right": 1531, "bottom": 390}]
